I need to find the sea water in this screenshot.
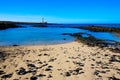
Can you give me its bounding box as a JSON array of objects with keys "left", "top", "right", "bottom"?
[
  {"left": 0, "top": 27, "right": 83, "bottom": 46},
  {"left": 0, "top": 24, "right": 120, "bottom": 46}
]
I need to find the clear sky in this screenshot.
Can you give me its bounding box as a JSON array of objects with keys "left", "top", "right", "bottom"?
[{"left": 0, "top": 0, "right": 120, "bottom": 23}]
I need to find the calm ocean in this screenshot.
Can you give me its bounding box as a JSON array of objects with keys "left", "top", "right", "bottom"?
[{"left": 0, "top": 24, "right": 120, "bottom": 46}]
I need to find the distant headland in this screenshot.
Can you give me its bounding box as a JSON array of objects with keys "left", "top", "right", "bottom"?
[{"left": 0, "top": 18, "right": 56, "bottom": 30}]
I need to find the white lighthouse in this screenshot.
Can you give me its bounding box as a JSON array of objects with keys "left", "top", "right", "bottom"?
[{"left": 41, "top": 18, "right": 47, "bottom": 24}]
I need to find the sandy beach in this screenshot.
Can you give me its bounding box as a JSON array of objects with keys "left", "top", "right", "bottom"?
[{"left": 0, "top": 41, "right": 120, "bottom": 80}]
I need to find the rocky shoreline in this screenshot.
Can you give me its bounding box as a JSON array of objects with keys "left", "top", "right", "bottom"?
[
  {"left": 74, "top": 25, "right": 120, "bottom": 33},
  {"left": 0, "top": 21, "right": 21, "bottom": 30},
  {"left": 0, "top": 23, "right": 120, "bottom": 80},
  {"left": 62, "top": 32, "right": 120, "bottom": 53}
]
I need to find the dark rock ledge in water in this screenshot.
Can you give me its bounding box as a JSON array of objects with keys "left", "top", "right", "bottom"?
[
  {"left": 62, "top": 32, "right": 120, "bottom": 53},
  {"left": 33, "top": 23, "right": 47, "bottom": 27},
  {"left": 74, "top": 25, "right": 120, "bottom": 33},
  {"left": 12, "top": 45, "right": 19, "bottom": 46}
]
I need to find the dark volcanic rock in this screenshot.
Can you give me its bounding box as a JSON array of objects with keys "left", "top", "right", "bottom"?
[
  {"left": 0, "top": 52, "right": 7, "bottom": 61},
  {"left": 27, "top": 64, "right": 37, "bottom": 74},
  {"left": 65, "top": 32, "right": 120, "bottom": 53},
  {"left": 48, "top": 65, "right": 53, "bottom": 68},
  {"left": 45, "top": 68, "right": 52, "bottom": 71},
  {"left": 16, "top": 67, "right": 27, "bottom": 75},
  {"left": 74, "top": 68, "right": 81, "bottom": 73},
  {"left": 45, "top": 65, "right": 53, "bottom": 71},
  {"left": 73, "top": 61, "right": 84, "bottom": 67},
  {"left": 68, "top": 68, "right": 83, "bottom": 75},
  {"left": 38, "top": 64, "right": 48, "bottom": 69},
  {"left": 48, "top": 58, "right": 57, "bottom": 62},
  {"left": 30, "top": 76, "right": 38, "bottom": 80},
  {"left": 12, "top": 44, "right": 19, "bottom": 46},
  {"left": 0, "top": 70, "right": 5, "bottom": 75},
  {"left": 48, "top": 74, "right": 53, "bottom": 78},
  {"left": 1, "top": 73, "right": 13, "bottom": 79},
  {"left": 109, "top": 55, "right": 120, "bottom": 62},
  {"left": 13, "top": 79, "right": 19, "bottom": 80},
  {"left": 109, "top": 76, "right": 120, "bottom": 80},
  {"left": 62, "top": 33, "right": 73, "bottom": 36},
  {"left": 44, "top": 53, "right": 49, "bottom": 56},
  {"left": 28, "top": 70, "right": 37, "bottom": 75},
  {"left": 0, "top": 22, "right": 21, "bottom": 30},
  {"left": 94, "top": 70, "right": 100, "bottom": 75},
  {"left": 80, "top": 26, "right": 120, "bottom": 33},
  {"left": 65, "top": 72, "right": 71, "bottom": 77},
  {"left": 27, "top": 64, "right": 36, "bottom": 68},
  {"left": 38, "top": 74, "right": 46, "bottom": 77},
  {"left": 110, "top": 48, "right": 120, "bottom": 53}
]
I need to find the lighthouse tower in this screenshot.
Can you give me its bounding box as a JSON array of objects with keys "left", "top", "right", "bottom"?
[
  {"left": 42, "top": 18, "right": 44, "bottom": 23},
  {"left": 41, "top": 18, "right": 47, "bottom": 24}
]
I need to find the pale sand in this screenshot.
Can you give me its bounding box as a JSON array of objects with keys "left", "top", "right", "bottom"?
[{"left": 0, "top": 41, "right": 120, "bottom": 80}]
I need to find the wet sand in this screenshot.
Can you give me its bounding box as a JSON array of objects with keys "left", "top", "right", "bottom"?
[{"left": 0, "top": 41, "right": 120, "bottom": 80}]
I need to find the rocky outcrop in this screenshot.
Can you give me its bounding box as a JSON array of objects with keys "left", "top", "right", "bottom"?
[
  {"left": 0, "top": 21, "right": 21, "bottom": 30},
  {"left": 79, "top": 26, "right": 120, "bottom": 33}
]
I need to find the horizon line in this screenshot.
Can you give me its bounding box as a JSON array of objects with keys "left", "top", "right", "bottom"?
[{"left": 0, "top": 20, "right": 120, "bottom": 24}]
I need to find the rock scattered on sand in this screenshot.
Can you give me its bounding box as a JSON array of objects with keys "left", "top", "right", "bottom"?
[
  {"left": 45, "top": 65, "right": 53, "bottom": 71},
  {"left": 44, "top": 53, "right": 49, "bottom": 56},
  {"left": 65, "top": 67, "right": 84, "bottom": 76},
  {"left": 109, "top": 76, "right": 120, "bottom": 80},
  {"left": 109, "top": 55, "right": 120, "bottom": 62},
  {"left": 1, "top": 73, "right": 13, "bottom": 79},
  {"left": 0, "top": 70, "right": 5, "bottom": 75},
  {"left": 30, "top": 76, "right": 38, "bottom": 80},
  {"left": 48, "top": 74, "right": 53, "bottom": 78},
  {"left": 110, "top": 48, "right": 120, "bottom": 53},
  {"left": 16, "top": 67, "right": 27, "bottom": 75},
  {"left": 0, "top": 52, "right": 7, "bottom": 61},
  {"left": 38, "top": 63, "right": 48, "bottom": 69},
  {"left": 73, "top": 61, "right": 84, "bottom": 67},
  {"left": 48, "top": 58, "right": 57, "bottom": 62},
  {"left": 65, "top": 72, "right": 71, "bottom": 77},
  {"left": 94, "top": 70, "right": 100, "bottom": 76},
  {"left": 27, "top": 64, "right": 36, "bottom": 68},
  {"left": 38, "top": 74, "right": 46, "bottom": 77},
  {"left": 0, "top": 42, "right": 120, "bottom": 80},
  {"left": 13, "top": 79, "right": 19, "bottom": 80},
  {"left": 45, "top": 68, "right": 52, "bottom": 71}
]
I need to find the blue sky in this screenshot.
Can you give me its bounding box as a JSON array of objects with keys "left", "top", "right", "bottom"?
[{"left": 0, "top": 0, "right": 120, "bottom": 23}]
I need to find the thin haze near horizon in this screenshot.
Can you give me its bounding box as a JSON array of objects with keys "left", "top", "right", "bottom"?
[{"left": 0, "top": 0, "right": 120, "bottom": 23}]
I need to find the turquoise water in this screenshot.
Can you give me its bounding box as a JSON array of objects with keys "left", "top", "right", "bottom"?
[
  {"left": 0, "top": 27, "right": 84, "bottom": 46},
  {"left": 0, "top": 25, "right": 120, "bottom": 46}
]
